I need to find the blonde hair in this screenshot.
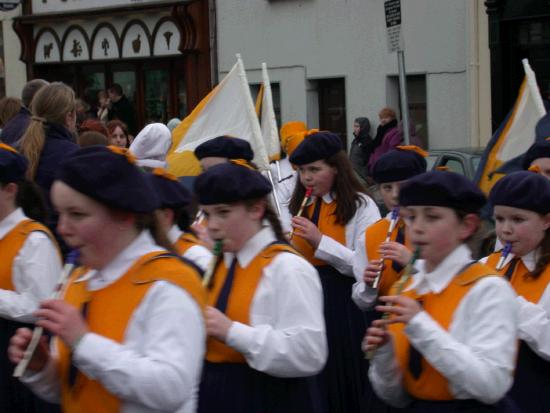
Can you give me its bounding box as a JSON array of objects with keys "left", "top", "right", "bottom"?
[
  {"left": 0, "top": 97, "right": 22, "bottom": 127},
  {"left": 19, "top": 82, "right": 76, "bottom": 179}
]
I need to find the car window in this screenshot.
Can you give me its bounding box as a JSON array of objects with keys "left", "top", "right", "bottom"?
[
  {"left": 471, "top": 156, "right": 481, "bottom": 174},
  {"left": 426, "top": 155, "right": 438, "bottom": 171},
  {"left": 442, "top": 156, "right": 466, "bottom": 175}
]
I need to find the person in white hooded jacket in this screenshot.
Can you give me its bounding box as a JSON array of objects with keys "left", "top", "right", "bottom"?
[{"left": 129, "top": 123, "right": 172, "bottom": 169}]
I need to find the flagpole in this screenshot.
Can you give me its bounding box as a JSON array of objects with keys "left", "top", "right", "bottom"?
[{"left": 235, "top": 54, "right": 283, "bottom": 216}]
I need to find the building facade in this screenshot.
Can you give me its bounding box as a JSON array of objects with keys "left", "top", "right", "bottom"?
[
  {"left": 2, "top": 0, "right": 213, "bottom": 132},
  {"left": 485, "top": 0, "right": 550, "bottom": 130},
  {"left": 216, "top": 0, "right": 492, "bottom": 149}
]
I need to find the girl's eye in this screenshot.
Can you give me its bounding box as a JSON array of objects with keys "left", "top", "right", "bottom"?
[
  {"left": 494, "top": 216, "right": 503, "bottom": 223},
  {"left": 425, "top": 214, "right": 439, "bottom": 221},
  {"left": 512, "top": 217, "right": 525, "bottom": 224}
]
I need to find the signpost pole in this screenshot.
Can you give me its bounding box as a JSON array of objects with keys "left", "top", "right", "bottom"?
[{"left": 384, "top": 0, "right": 411, "bottom": 145}]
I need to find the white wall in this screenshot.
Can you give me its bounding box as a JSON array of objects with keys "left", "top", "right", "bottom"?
[
  {"left": 216, "top": 0, "right": 475, "bottom": 149},
  {"left": 1, "top": 5, "right": 27, "bottom": 98}
]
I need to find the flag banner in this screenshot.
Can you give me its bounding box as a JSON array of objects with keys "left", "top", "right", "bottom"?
[
  {"left": 167, "top": 55, "right": 269, "bottom": 176},
  {"left": 258, "top": 63, "right": 281, "bottom": 161},
  {"left": 475, "top": 59, "right": 546, "bottom": 193}
]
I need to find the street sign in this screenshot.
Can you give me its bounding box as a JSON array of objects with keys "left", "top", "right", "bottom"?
[
  {"left": 384, "top": 0, "right": 402, "bottom": 53},
  {"left": 0, "top": 0, "right": 20, "bottom": 11}
]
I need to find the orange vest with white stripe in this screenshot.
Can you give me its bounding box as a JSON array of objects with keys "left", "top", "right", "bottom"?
[
  {"left": 365, "top": 218, "right": 410, "bottom": 297},
  {"left": 291, "top": 199, "right": 346, "bottom": 266},
  {"left": 174, "top": 232, "right": 204, "bottom": 255},
  {"left": 206, "top": 243, "right": 298, "bottom": 363},
  {"left": 486, "top": 252, "right": 550, "bottom": 303},
  {"left": 389, "top": 262, "right": 497, "bottom": 400},
  {"left": 58, "top": 251, "right": 206, "bottom": 413},
  {"left": 0, "top": 219, "right": 58, "bottom": 291}
]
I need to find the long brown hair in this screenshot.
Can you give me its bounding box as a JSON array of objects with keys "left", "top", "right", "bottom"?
[
  {"left": 135, "top": 212, "right": 178, "bottom": 254},
  {"left": 289, "top": 151, "right": 368, "bottom": 225},
  {"left": 529, "top": 229, "right": 550, "bottom": 279},
  {"left": 243, "top": 198, "right": 286, "bottom": 242},
  {"left": 19, "top": 82, "right": 76, "bottom": 180}
]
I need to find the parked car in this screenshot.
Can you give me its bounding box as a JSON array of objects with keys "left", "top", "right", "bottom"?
[{"left": 426, "top": 148, "right": 484, "bottom": 180}]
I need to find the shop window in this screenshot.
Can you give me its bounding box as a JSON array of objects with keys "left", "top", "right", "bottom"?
[{"left": 144, "top": 68, "right": 169, "bottom": 123}]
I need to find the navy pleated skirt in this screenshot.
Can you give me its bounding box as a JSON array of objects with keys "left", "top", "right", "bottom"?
[
  {"left": 507, "top": 340, "right": 550, "bottom": 412},
  {"left": 198, "top": 362, "right": 321, "bottom": 413},
  {"left": 0, "top": 318, "right": 60, "bottom": 413},
  {"left": 311, "top": 265, "right": 367, "bottom": 413}
]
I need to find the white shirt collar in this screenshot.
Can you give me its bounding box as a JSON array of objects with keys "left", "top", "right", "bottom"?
[
  {"left": 495, "top": 247, "right": 538, "bottom": 273},
  {"left": 306, "top": 192, "right": 335, "bottom": 206},
  {"left": 0, "top": 208, "right": 27, "bottom": 239},
  {"left": 407, "top": 244, "right": 472, "bottom": 295},
  {"left": 77, "top": 231, "right": 163, "bottom": 290},
  {"left": 167, "top": 225, "right": 182, "bottom": 244},
  {"left": 223, "top": 226, "right": 277, "bottom": 269}
]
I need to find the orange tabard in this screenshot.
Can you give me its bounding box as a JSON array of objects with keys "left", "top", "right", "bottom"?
[
  {"left": 206, "top": 243, "right": 298, "bottom": 363},
  {"left": 58, "top": 251, "right": 206, "bottom": 413},
  {"left": 389, "top": 262, "right": 496, "bottom": 400},
  {"left": 486, "top": 252, "right": 550, "bottom": 303},
  {"left": 0, "top": 219, "right": 58, "bottom": 291},
  {"left": 365, "top": 218, "right": 410, "bottom": 296},
  {"left": 291, "top": 199, "right": 346, "bottom": 266},
  {"left": 174, "top": 232, "right": 204, "bottom": 255}
]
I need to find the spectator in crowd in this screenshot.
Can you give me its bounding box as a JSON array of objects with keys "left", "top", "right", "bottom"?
[
  {"left": 367, "top": 107, "right": 398, "bottom": 173},
  {"left": 96, "top": 90, "right": 110, "bottom": 123},
  {"left": 17, "top": 82, "right": 79, "bottom": 251},
  {"left": 78, "top": 118, "right": 108, "bottom": 138},
  {"left": 77, "top": 131, "right": 109, "bottom": 147},
  {"left": 349, "top": 116, "right": 372, "bottom": 182},
  {"left": 166, "top": 117, "right": 181, "bottom": 132},
  {"left": 129, "top": 122, "right": 172, "bottom": 169},
  {"left": 1, "top": 79, "right": 48, "bottom": 145},
  {"left": 75, "top": 98, "right": 94, "bottom": 129},
  {"left": 0, "top": 97, "right": 22, "bottom": 135},
  {"left": 106, "top": 119, "right": 130, "bottom": 148},
  {"left": 107, "top": 83, "right": 137, "bottom": 136}
]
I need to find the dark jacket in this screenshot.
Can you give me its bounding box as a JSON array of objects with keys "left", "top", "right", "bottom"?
[
  {"left": 34, "top": 123, "right": 79, "bottom": 256},
  {"left": 108, "top": 95, "right": 137, "bottom": 135},
  {"left": 0, "top": 107, "right": 31, "bottom": 145},
  {"left": 349, "top": 117, "right": 372, "bottom": 181}
]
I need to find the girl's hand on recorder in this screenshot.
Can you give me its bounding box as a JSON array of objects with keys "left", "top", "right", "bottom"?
[
  {"left": 362, "top": 319, "right": 391, "bottom": 352},
  {"left": 376, "top": 295, "right": 422, "bottom": 324}
]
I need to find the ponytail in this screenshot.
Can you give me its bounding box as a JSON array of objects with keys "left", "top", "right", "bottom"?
[
  {"left": 529, "top": 230, "right": 550, "bottom": 279},
  {"left": 19, "top": 119, "right": 47, "bottom": 180},
  {"left": 263, "top": 202, "right": 286, "bottom": 242},
  {"left": 135, "top": 212, "right": 179, "bottom": 255}
]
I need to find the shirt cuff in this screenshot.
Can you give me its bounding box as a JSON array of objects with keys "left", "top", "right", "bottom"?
[
  {"left": 226, "top": 322, "right": 255, "bottom": 356},
  {"left": 404, "top": 310, "right": 433, "bottom": 341},
  {"left": 21, "top": 356, "right": 58, "bottom": 385}
]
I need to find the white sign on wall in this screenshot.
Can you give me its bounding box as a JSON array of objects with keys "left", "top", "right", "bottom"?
[
  {"left": 35, "top": 30, "right": 61, "bottom": 63},
  {"left": 92, "top": 26, "right": 120, "bottom": 60},
  {"left": 32, "top": 0, "right": 166, "bottom": 14},
  {"left": 384, "top": 0, "right": 403, "bottom": 53}
]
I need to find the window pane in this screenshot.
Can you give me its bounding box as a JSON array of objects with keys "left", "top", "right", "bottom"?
[{"left": 144, "top": 69, "right": 169, "bottom": 124}]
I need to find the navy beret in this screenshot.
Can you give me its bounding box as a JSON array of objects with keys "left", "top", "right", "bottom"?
[
  {"left": 489, "top": 171, "right": 550, "bottom": 215},
  {"left": 194, "top": 136, "right": 254, "bottom": 161},
  {"left": 400, "top": 171, "right": 486, "bottom": 213},
  {"left": 148, "top": 168, "right": 192, "bottom": 209},
  {"left": 289, "top": 131, "right": 343, "bottom": 165},
  {"left": 57, "top": 145, "right": 160, "bottom": 213},
  {"left": 194, "top": 162, "right": 272, "bottom": 205},
  {"left": 522, "top": 139, "right": 550, "bottom": 169},
  {"left": 0, "top": 143, "right": 28, "bottom": 184},
  {"left": 372, "top": 146, "right": 427, "bottom": 183}
]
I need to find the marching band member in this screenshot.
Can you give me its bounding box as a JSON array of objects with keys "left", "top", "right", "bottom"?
[
  {"left": 288, "top": 130, "right": 381, "bottom": 412},
  {"left": 0, "top": 143, "right": 61, "bottom": 412},
  {"left": 522, "top": 138, "right": 550, "bottom": 179},
  {"left": 365, "top": 171, "right": 518, "bottom": 412},
  {"left": 9, "top": 146, "right": 206, "bottom": 413},
  {"left": 148, "top": 167, "right": 212, "bottom": 271},
  {"left": 352, "top": 146, "right": 427, "bottom": 310},
  {"left": 484, "top": 171, "right": 550, "bottom": 412},
  {"left": 195, "top": 161, "right": 326, "bottom": 413},
  {"left": 194, "top": 136, "right": 254, "bottom": 172}
]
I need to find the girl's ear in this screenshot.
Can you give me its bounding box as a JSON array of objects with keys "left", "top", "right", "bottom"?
[
  {"left": 247, "top": 200, "right": 267, "bottom": 221},
  {"left": 459, "top": 213, "right": 480, "bottom": 241},
  {"left": 543, "top": 213, "right": 550, "bottom": 231}
]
